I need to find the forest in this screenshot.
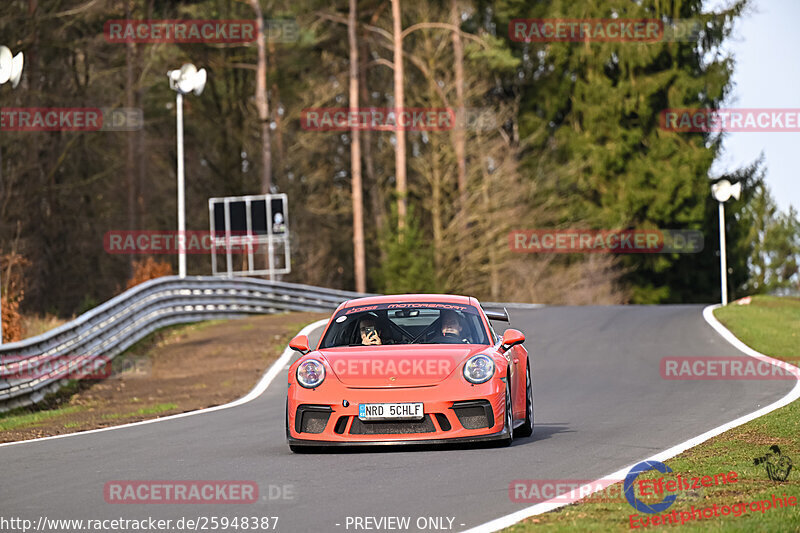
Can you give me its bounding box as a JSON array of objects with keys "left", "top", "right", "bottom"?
[{"left": 0, "top": 0, "right": 798, "bottom": 339}]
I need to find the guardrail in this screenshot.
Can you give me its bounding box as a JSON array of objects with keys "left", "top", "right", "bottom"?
[{"left": 0, "top": 276, "right": 366, "bottom": 413}]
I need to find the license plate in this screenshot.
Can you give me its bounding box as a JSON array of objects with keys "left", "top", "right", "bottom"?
[{"left": 358, "top": 402, "right": 424, "bottom": 421}]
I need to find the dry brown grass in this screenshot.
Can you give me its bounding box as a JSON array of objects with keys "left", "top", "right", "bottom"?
[
  {"left": 125, "top": 257, "right": 173, "bottom": 290},
  {"left": 1, "top": 251, "right": 30, "bottom": 343}
]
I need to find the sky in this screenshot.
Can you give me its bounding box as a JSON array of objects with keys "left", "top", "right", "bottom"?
[{"left": 711, "top": 0, "right": 800, "bottom": 213}]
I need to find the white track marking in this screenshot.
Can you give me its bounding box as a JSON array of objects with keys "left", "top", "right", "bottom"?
[
  {"left": 462, "top": 304, "right": 800, "bottom": 533},
  {"left": 0, "top": 319, "right": 329, "bottom": 448}
]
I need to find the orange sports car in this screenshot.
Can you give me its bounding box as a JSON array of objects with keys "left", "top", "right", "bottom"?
[{"left": 286, "top": 294, "right": 533, "bottom": 451}]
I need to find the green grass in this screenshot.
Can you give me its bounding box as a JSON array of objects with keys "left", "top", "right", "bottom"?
[
  {"left": 101, "top": 402, "right": 178, "bottom": 421},
  {"left": 504, "top": 295, "right": 800, "bottom": 532},
  {"left": 714, "top": 296, "right": 800, "bottom": 359},
  {"left": 0, "top": 405, "right": 85, "bottom": 431}
]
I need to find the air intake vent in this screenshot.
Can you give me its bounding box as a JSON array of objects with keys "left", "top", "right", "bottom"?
[
  {"left": 334, "top": 416, "right": 349, "bottom": 434},
  {"left": 295, "top": 405, "right": 332, "bottom": 434},
  {"left": 451, "top": 400, "right": 493, "bottom": 429},
  {"left": 434, "top": 413, "right": 451, "bottom": 431}
]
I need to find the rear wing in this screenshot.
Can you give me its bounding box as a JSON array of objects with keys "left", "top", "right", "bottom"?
[{"left": 483, "top": 307, "right": 509, "bottom": 322}]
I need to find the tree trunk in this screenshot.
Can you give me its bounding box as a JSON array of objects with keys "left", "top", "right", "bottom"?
[
  {"left": 124, "top": 0, "right": 137, "bottom": 277},
  {"left": 432, "top": 159, "right": 442, "bottom": 273},
  {"left": 450, "top": 0, "right": 466, "bottom": 208},
  {"left": 359, "top": 30, "right": 383, "bottom": 238},
  {"left": 248, "top": 0, "right": 272, "bottom": 194},
  {"left": 391, "top": 0, "right": 407, "bottom": 231},
  {"left": 137, "top": 0, "right": 154, "bottom": 227},
  {"left": 349, "top": 0, "right": 366, "bottom": 292},
  {"left": 268, "top": 38, "right": 284, "bottom": 181},
  {"left": 479, "top": 145, "right": 500, "bottom": 299}
]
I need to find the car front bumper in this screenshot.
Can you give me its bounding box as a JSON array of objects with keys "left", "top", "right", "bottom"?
[{"left": 286, "top": 378, "right": 506, "bottom": 445}]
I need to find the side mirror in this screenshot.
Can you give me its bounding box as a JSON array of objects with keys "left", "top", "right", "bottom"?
[
  {"left": 501, "top": 329, "right": 525, "bottom": 351},
  {"left": 289, "top": 334, "right": 310, "bottom": 354}
]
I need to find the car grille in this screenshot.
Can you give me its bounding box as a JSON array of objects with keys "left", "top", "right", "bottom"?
[{"left": 349, "top": 415, "right": 436, "bottom": 435}]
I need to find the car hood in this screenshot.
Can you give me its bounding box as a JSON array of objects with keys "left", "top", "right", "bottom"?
[{"left": 317, "top": 344, "right": 490, "bottom": 387}]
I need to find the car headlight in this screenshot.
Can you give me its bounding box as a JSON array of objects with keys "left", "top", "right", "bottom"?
[
  {"left": 463, "top": 354, "right": 495, "bottom": 384},
  {"left": 297, "top": 359, "right": 326, "bottom": 388}
]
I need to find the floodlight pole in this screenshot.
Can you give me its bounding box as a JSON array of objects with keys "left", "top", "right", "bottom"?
[
  {"left": 718, "top": 201, "right": 728, "bottom": 306},
  {"left": 712, "top": 179, "right": 740, "bottom": 306},
  {"left": 169, "top": 64, "right": 206, "bottom": 278},
  {"left": 176, "top": 92, "right": 186, "bottom": 278}
]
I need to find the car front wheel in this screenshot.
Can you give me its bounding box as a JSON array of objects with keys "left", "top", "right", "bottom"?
[{"left": 514, "top": 360, "right": 534, "bottom": 438}]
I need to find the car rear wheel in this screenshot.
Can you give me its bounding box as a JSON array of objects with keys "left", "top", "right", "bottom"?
[{"left": 514, "top": 360, "right": 534, "bottom": 438}]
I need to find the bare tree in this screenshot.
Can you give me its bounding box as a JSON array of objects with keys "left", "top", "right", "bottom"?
[
  {"left": 349, "top": 0, "right": 366, "bottom": 292},
  {"left": 360, "top": 20, "right": 384, "bottom": 238},
  {"left": 124, "top": 0, "right": 137, "bottom": 276},
  {"left": 391, "top": 0, "right": 407, "bottom": 231},
  {"left": 268, "top": 38, "right": 284, "bottom": 180},
  {"left": 248, "top": 0, "right": 272, "bottom": 194},
  {"left": 450, "top": 0, "right": 466, "bottom": 208}
]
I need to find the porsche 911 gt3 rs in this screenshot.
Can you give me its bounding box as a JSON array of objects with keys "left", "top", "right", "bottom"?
[{"left": 286, "top": 294, "right": 533, "bottom": 451}]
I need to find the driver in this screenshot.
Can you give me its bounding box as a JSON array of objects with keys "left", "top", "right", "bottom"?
[
  {"left": 435, "top": 310, "right": 468, "bottom": 343},
  {"left": 358, "top": 315, "right": 383, "bottom": 346}
]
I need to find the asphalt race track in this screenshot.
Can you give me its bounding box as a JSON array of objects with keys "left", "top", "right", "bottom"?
[{"left": 0, "top": 305, "right": 793, "bottom": 532}]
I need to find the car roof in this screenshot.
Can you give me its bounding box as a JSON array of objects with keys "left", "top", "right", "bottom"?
[{"left": 340, "top": 293, "right": 477, "bottom": 309}]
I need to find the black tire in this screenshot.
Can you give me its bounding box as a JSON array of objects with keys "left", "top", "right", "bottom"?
[
  {"left": 499, "top": 380, "right": 514, "bottom": 447},
  {"left": 515, "top": 360, "right": 534, "bottom": 438}
]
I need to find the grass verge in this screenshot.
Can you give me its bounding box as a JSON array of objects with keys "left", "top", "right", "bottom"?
[{"left": 505, "top": 296, "right": 800, "bottom": 532}]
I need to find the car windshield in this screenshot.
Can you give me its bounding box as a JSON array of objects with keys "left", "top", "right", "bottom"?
[{"left": 319, "top": 302, "right": 490, "bottom": 348}]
